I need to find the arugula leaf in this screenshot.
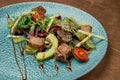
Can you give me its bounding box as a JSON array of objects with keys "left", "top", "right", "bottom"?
[
  {"left": 17, "top": 14, "right": 33, "bottom": 29},
  {"left": 36, "top": 17, "right": 50, "bottom": 31}
]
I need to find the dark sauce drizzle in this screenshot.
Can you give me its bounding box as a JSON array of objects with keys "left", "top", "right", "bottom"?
[
  {"left": 12, "top": 39, "right": 24, "bottom": 80},
  {"left": 21, "top": 47, "right": 27, "bottom": 80},
  {"left": 32, "top": 54, "right": 53, "bottom": 77},
  {"left": 53, "top": 58, "right": 59, "bottom": 75},
  {"left": 32, "top": 55, "right": 44, "bottom": 72},
  {"left": 66, "top": 60, "right": 72, "bottom": 72},
  {"left": 33, "top": 55, "right": 72, "bottom": 77},
  {"left": 12, "top": 38, "right": 72, "bottom": 79}
]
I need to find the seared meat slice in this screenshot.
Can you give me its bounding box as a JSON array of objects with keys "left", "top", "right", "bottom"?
[
  {"left": 32, "top": 6, "right": 46, "bottom": 14},
  {"left": 72, "top": 38, "right": 79, "bottom": 45},
  {"left": 27, "top": 36, "right": 45, "bottom": 51},
  {"left": 80, "top": 25, "right": 92, "bottom": 32},
  {"left": 55, "top": 43, "right": 72, "bottom": 62},
  {"left": 13, "top": 29, "right": 24, "bottom": 35},
  {"left": 57, "top": 29, "right": 72, "bottom": 42}
]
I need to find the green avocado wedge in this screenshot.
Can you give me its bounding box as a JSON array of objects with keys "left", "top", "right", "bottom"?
[{"left": 36, "top": 33, "right": 58, "bottom": 61}]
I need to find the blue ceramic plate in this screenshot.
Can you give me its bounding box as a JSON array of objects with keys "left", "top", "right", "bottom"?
[{"left": 0, "top": 2, "right": 108, "bottom": 80}]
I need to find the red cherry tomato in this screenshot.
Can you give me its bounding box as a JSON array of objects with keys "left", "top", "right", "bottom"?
[
  {"left": 32, "top": 12, "right": 44, "bottom": 22},
  {"left": 73, "top": 47, "right": 88, "bottom": 62}
]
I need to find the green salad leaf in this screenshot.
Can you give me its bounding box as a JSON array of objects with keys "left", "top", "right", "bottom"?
[
  {"left": 36, "top": 17, "right": 51, "bottom": 31},
  {"left": 74, "top": 32, "right": 86, "bottom": 40},
  {"left": 13, "top": 36, "right": 26, "bottom": 44},
  {"left": 83, "top": 39, "right": 95, "bottom": 50},
  {"left": 7, "top": 19, "right": 14, "bottom": 28},
  {"left": 52, "top": 17, "right": 61, "bottom": 25},
  {"left": 61, "top": 17, "right": 79, "bottom": 33}
]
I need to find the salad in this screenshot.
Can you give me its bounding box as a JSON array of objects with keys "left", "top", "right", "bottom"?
[{"left": 6, "top": 6, "right": 105, "bottom": 80}]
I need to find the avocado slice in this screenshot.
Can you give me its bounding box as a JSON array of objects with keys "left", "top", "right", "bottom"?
[{"left": 36, "top": 33, "right": 58, "bottom": 61}]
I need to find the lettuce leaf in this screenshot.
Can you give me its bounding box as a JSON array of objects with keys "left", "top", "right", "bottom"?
[{"left": 61, "top": 17, "right": 79, "bottom": 33}]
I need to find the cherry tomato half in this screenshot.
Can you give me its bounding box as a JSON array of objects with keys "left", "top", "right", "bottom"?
[
  {"left": 73, "top": 47, "right": 88, "bottom": 62},
  {"left": 32, "top": 12, "right": 44, "bottom": 22}
]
